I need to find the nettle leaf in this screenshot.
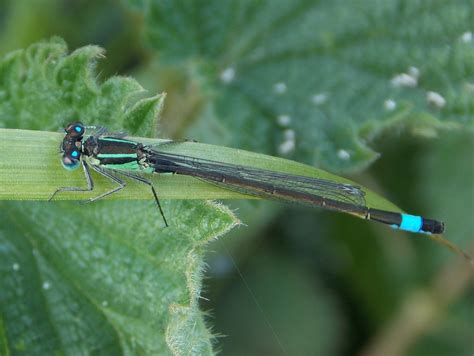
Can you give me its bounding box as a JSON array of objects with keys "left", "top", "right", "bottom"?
[
  {"left": 0, "top": 38, "right": 239, "bottom": 354},
  {"left": 124, "top": 94, "right": 166, "bottom": 137},
  {"left": 0, "top": 37, "right": 145, "bottom": 132},
  {"left": 135, "top": 0, "right": 474, "bottom": 172},
  {"left": 0, "top": 201, "right": 237, "bottom": 355}
]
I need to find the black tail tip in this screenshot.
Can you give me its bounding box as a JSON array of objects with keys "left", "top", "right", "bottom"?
[{"left": 423, "top": 219, "right": 445, "bottom": 234}]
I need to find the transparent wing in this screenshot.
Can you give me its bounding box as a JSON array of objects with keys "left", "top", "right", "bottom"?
[{"left": 146, "top": 148, "right": 366, "bottom": 207}]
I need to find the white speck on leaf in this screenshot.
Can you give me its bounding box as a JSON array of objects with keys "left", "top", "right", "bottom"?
[
  {"left": 460, "top": 31, "right": 472, "bottom": 43},
  {"left": 102, "top": 300, "right": 109, "bottom": 307},
  {"left": 278, "top": 129, "right": 296, "bottom": 154},
  {"left": 337, "top": 149, "right": 351, "bottom": 160},
  {"left": 12, "top": 263, "right": 20, "bottom": 271},
  {"left": 274, "top": 82, "right": 287, "bottom": 94},
  {"left": 391, "top": 73, "right": 417, "bottom": 88},
  {"left": 42, "top": 281, "right": 51, "bottom": 290},
  {"left": 277, "top": 115, "right": 291, "bottom": 126},
  {"left": 426, "top": 91, "right": 446, "bottom": 108},
  {"left": 311, "top": 93, "right": 328, "bottom": 105},
  {"left": 278, "top": 140, "right": 295, "bottom": 155},
  {"left": 220, "top": 67, "right": 235, "bottom": 84},
  {"left": 384, "top": 99, "right": 397, "bottom": 111}
]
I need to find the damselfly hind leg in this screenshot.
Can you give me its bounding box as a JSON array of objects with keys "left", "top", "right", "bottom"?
[
  {"left": 48, "top": 161, "right": 94, "bottom": 201},
  {"left": 112, "top": 169, "right": 169, "bottom": 227},
  {"left": 84, "top": 165, "right": 126, "bottom": 202}
]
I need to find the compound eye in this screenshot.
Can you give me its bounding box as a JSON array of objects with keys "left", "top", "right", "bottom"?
[
  {"left": 65, "top": 121, "right": 85, "bottom": 137},
  {"left": 61, "top": 155, "right": 80, "bottom": 170},
  {"left": 61, "top": 148, "right": 81, "bottom": 170},
  {"left": 70, "top": 148, "right": 80, "bottom": 159}
]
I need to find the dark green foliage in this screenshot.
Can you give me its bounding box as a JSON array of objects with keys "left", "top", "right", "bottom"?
[{"left": 136, "top": 0, "right": 473, "bottom": 172}]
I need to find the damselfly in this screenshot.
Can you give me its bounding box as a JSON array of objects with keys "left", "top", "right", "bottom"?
[{"left": 50, "top": 121, "right": 444, "bottom": 234}]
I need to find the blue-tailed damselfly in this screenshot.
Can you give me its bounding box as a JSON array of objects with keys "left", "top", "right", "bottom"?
[{"left": 50, "top": 121, "right": 445, "bottom": 235}]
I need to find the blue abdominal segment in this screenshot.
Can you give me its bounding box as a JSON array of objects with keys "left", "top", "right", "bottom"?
[{"left": 399, "top": 214, "right": 423, "bottom": 233}]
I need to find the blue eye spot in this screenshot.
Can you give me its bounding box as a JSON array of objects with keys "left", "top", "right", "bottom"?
[
  {"left": 71, "top": 150, "right": 79, "bottom": 158},
  {"left": 74, "top": 126, "right": 82, "bottom": 133}
]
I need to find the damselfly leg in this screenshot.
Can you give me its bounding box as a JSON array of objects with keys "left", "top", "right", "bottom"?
[
  {"left": 48, "top": 160, "right": 94, "bottom": 201},
  {"left": 111, "top": 169, "right": 169, "bottom": 227},
  {"left": 85, "top": 164, "right": 126, "bottom": 202},
  {"left": 86, "top": 165, "right": 169, "bottom": 226}
]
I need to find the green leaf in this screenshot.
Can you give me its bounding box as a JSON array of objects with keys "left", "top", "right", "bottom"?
[
  {"left": 0, "top": 127, "right": 401, "bottom": 214},
  {"left": 0, "top": 38, "right": 239, "bottom": 355},
  {"left": 0, "top": 37, "right": 152, "bottom": 132},
  {"left": 124, "top": 94, "right": 166, "bottom": 138},
  {"left": 0, "top": 200, "right": 237, "bottom": 355},
  {"left": 132, "top": 0, "right": 474, "bottom": 172}
]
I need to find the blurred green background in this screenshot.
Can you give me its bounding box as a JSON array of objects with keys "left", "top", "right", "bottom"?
[{"left": 0, "top": 0, "right": 472, "bottom": 355}]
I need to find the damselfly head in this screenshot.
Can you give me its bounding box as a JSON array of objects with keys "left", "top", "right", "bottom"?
[
  {"left": 60, "top": 121, "right": 84, "bottom": 170},
  {"left": 60, "top": 123, "right": 82, "bottom": 170},
  {"left": 64, "top": 121, "right": 85, "bottom": 138}
]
